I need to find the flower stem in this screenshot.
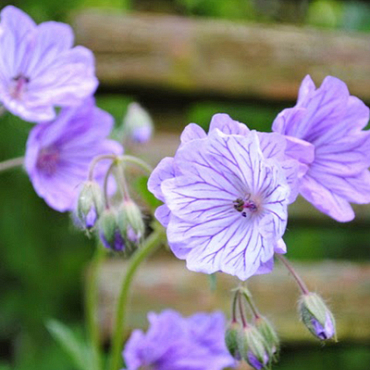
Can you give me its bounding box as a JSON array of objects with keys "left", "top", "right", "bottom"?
[
  {"left": 114, "top": 163, "right": 131, "bottom": 201},
  {"left": 275, "top": 254, "right": 309, "bottom": 295},
  {"left": 85, "top": 244, "right": 106, "bottom": 370},
  {"left": 0, "top": 156, "right": 24, "bottom": 173},
  {"left": 120, "top": 155, "right": 153, "bottom": 175},
  {"left": 240, "top": 287, "right": 260, "bottom": 319},
  {"left": 88, "top": 154, "right": 118, "bottom": 182},
  {"left": 231, "top": 290, "right": 239, "bottom": 323},
  {"left": 103, "top": 161, "right": 117, "bottom": 208},
  {"left": 109, "top": 226, "right": 165, "bottom": 370},
  {"left": 237, "top": 291, "right": 248, "bottom": 328}
]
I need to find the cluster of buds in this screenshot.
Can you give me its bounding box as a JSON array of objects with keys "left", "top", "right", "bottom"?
[
  {"left": 75, "top": 157, "right": 146, "bottom": 255},
  {"left": 225, "top": 288, "right": 279, "bottom": 370}
]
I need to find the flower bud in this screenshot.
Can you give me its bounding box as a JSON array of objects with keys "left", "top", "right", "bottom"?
[
  {"left": 238, "top": 326, "right": 270, "bottom": 370},
  {"left": 77, "top": 181, "right": 104, "bottom": 230},
  {"left": 225, "top": 321, "right": 241, "bottom": 360},
  {"left": 98, "top": 208, "right": 125, "bottom": 252},
  {"left": 255, "top": 316, "right": 279, "bottom": 357},
  {"left": 299, "top": 292, "right": 336, "bottom": 341},
  {"left": 117, "top": 199, "right": 145, "bottom": 243},
  {"left": 123, "top": 102, "right": 153, "bottom": 143}
]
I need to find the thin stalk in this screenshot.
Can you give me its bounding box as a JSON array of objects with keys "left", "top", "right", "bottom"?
[
  {"left": 103, "top": 162, "right": 117, "bottom": 208},
  {"left": 275, "top": 254, "right": 309, "bottom": 295},
  {"left": 114, "top": 163, "right": 131, "bottom": 201},
  {"left": 109, "top": 226, "right": 165, "bottom": 370},
  {"left": 88, "top": 154, "right": 117, "bottom": 181},
  {"left": 237, "top": 291, "right": 248, "bottom": 328},
  {"left": 231, "top": 290, "right": 239, "bottom": 323},
  {"left": 0, "top": 156, "right": 24, "bottom": 173},
  {"left": 85, "top": 245, "right": 106, "bottom": 370},
  {"left": 120, "top": 155, "right": 153, "bottom": 175},
  {"left": 240, "top": 288, "right": 260, "bottom": 319}
]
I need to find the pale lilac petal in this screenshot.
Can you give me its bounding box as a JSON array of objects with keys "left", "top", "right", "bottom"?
[
  {"left": 300, "top": 176, "right": 354, "bottom": 222},
  {"left": 284, "top": 136, "right": 315, "bottom": 166},
  {"left": 274, "top": 239, "right": 287, "bottom": 254},
  {"left": 180, "top": 123, "right": 207, "bottom": 143},
  {"left": 154, "top": 204, "right": 171, "bottom": 227},
  {"left": 148, "top": 157, "right": 176, "bottom": 202},
  {"left": 297, "top": 75, "right": 316, "bottom": 105},
  {"left": 209, "top": 113, "right": 250, "bottom": 135}
]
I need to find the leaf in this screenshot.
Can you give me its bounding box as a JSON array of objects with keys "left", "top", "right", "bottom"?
[
  {"left": 134, "top": 175, "right": 162, "bottom": 210},
  {"left": 46, "top": 320, "right": 95, "bottom": 370}
]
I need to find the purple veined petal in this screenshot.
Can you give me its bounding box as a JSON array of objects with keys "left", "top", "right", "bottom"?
[
  {"left": 180, "top": 123, "right": 207, "bottom": 143},
  {"left": 209, "top": 113, "right": 250, "bottom": 136},
  {"left": 28, "top": 46, "right": 98, "bottom": 109},
  {"left": 148, "top": 157, "right": 176, "bottom": 202},
  {"left": 253, "top": 256, "right": 274, "bottom": 275},
  {"left": 310, "top": 168, "right": 370, "bottom": 204},
  {"left": 123, "top": 329, "right": 146, "bottom": 370},
  {"left": 154, "top": 204, "right": 172, "bottom": 227},
  {"left": 24, "top": 21, "right": 74, "bottom": 78},
  {"left": 168, "top": 215, "right": 274, "bottom": 280},
  {"left": 284, "top": 135, "right": 315, "bottom": 165},
  {"left": 257, "top": 131, "right": 286, "bottom": 161},
  {"left": 339, "top": 95, "right": 370, "bottom": 131},
  {"left": 162, "top": 175, "right": 239, "bottom": 223},
  {"left": 271, "top": 107, "right": 306, "bottom": 137},
  {"left": 297, "top": 75, "right": 316, "bottom": 105},
  {"left": 314, "top": 131, "right": 370, "bottom": 176},
  {"left": 299, "top": 175, "right": 355, "bottom": 222}
]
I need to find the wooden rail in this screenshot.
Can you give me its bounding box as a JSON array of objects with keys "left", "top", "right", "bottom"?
[
  {"left": 95, "top": 258, "right": 370, "bottom": 343},
  {"left": 74, "top": 11, "right": 370, "bottom": 101}
]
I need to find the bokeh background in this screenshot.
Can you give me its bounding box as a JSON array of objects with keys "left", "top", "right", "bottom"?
[{"left": 1, "top": 0, "right": 370, "bottom": 369}]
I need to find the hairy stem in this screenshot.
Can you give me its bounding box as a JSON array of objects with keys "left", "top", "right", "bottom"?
[
  {"left": 0, "top": 156, "right": 24, "bottom": 173},
  {"left": 85, "top": 245, "right": 106, "bottom": 370},
  {"left": 275, "top": 254, "right": 309, "bottom": 295},
  {"left": 120, "top": 155, "right": 153, "bottom": 175},
  {"left": 240, "top": 288, "right": 260, "bottom": 319},
  {"left": 109, "top": 226, "right": 165, "bottom": 370},
  {"left": 88, "top": 154, "right": 117, "bottom": 182},
  {"left": 103, "top": 162, "right": 117, "bottom": 208}
]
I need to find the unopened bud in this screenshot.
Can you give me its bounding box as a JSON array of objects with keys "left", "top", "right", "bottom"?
[
  {"left": 299, "top": 292, "right": 336, "bottom": 341},
  {"left": 117, "top": 199, "right": 145, "bottom": 243},
  {"left": 225, "top": 321, "right": 241, "bottom": 360},
  {"left": 123, "top": 102, "right": 153, "bottom": 143},
  {"left": 77, "top": 181, "right": 104, "bottom": 230},
  {"left": 98, "top": 208, "right": 125, "bottom": 252},
  {"left": 255, "top": 316, "right": 279, "bottom": 358},
  {"left": 238, "top": 326, "right": 270, "bottom": 370}
]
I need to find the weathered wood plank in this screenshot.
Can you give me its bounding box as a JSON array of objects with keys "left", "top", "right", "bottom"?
[
  {"left": 96, "top": 258, "right": 370, "bottom": 343},
  {"left": 74, "top": 11, "right": 370, "bottom": 101}
]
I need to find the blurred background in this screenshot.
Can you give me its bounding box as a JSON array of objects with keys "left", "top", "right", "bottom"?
[{"left": 1, "top": 0, "right": 370, "bottom": 369}]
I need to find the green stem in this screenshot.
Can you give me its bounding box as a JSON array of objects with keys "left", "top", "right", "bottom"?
[
  {"left": 275, "top": 254, "right": 309, "bottom": 295},
  {"left": 88, "top": 154, "right": 117, "bottom": 182},
  {"left": 85, "top": 245, "right": 106, "bottom": 370},
  {"left": 240, "top": 288, "right": 260, "bottom": 319},
  {"left": 0, "top": 156, "right": 24, "bottom": 173},
  {"left": 120, "top": 155, "right": 153, "bottom": 175},
  {"left": 109, "top": 226, "right": 165, "bottom": 370}
]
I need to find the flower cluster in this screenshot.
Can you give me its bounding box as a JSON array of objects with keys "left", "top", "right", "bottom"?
[{"left": 123, "top": 309, "right": 235, "bottom": 370}]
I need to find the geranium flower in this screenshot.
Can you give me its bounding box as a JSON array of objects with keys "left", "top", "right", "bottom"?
[
  {"left": 0, "top": 6, "right": 98, "bottom": 122},
  {"left": 149, "top": 115, "right": 293, "bottom": 280},
  {"left": 272, "top": 75, "right": 370, "bottom": 222},
  {"left": 25, "top": 98, "right": 122, "bottom": 212},
  {"left": 123, "top": 310, "right": 235, "bottom": 370}
]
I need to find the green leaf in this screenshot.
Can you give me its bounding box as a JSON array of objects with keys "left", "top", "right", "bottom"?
[
  {"left": 46, "top": 320, "right": 95, "bottom": 370},
  {"left": 134, "top": 176, "right": 161, "bottom": 210}
]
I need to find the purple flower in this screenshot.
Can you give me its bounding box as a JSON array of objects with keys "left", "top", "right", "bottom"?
[
  {"left": 247, "top": 352, "right": 269, "bottom": 370},
  {"left": 25, "top": 98, "right": 122, "bottom": 212},
  {"left": 148, "top": 114, "right": 294, "bottom": 280},
  {"left": 123, "top": 310, "right": 235, "bottom": 370},
  {"left": 0, "top": 6, "right": 98, "bottom": 122},
  {"left": 272, "top": 75, "right": 370, "bottom": 222}
]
